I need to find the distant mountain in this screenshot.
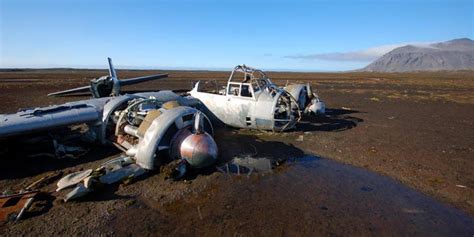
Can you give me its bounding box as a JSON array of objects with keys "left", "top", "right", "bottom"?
[{"left": 361, "top": 38, "right": 474, "bottom": 72}]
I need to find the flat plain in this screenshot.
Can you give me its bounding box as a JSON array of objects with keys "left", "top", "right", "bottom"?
[{"left": 0, "top": 69, "right": 473, "bottom": 235}]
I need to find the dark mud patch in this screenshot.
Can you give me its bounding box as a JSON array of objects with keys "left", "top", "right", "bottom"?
[{"left": 101, "top": 156, "right": 474, "bottom": 236}]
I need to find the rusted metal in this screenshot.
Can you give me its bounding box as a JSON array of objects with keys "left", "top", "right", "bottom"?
[{"left": 0, "top": 191, "right": 38, "bottom": 222}]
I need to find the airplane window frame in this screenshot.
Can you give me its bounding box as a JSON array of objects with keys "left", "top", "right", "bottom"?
[
  {"left": 227, "top": 83, "right": 241, "bottom": 97},
  {"left": 240, "top": 83, "right": 253, "bottom": 98}
]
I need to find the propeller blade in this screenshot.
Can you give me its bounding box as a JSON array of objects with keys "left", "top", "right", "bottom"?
[
  {"left": 48, "top": 57, "right": 168, "bottom": 97},
  {"left": 118, "top": 74, "right": 168, "bottom": 86},
  {"left": 47, "top": 85, "right": 91, "bottom": 97},
  {"left": 306, "top": 82, "right": 313, "bottom": 98},
  {"left": 107, "top": 57, "right": 117, "bottom": 79}
]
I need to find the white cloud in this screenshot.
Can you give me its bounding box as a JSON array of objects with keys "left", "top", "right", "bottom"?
[{"left": 285, "top": 41, "right": 433, "bottom": 62}]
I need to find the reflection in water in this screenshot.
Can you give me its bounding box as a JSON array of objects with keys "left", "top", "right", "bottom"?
[
  {"left": 217, "top": 157, "right": 274, "bottom": 175},
  {"left": 108, "top": 156, "right": 474, "bottom": 236}
]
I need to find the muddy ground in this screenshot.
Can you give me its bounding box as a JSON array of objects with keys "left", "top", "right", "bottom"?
[{"left": 0, "top": 69, "right": 473, "bottom": 236}]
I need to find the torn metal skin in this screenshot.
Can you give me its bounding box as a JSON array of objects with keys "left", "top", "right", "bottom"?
[{"left": 190, "top": 65, "right": 325, "bottom": 132}]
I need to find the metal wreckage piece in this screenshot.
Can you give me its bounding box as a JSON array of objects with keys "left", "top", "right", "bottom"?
[
  {"left": 0, "top": 58, "right": 325, "bottom": 206},
  {"left": 0, "top": 191, "right": 38, "bottom": 222}
]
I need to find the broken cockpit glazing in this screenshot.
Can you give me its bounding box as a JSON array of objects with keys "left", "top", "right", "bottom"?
[
  {"left": 229, "top": 66, "right": 302, "bottom": 132},
  {"left": 190, "top": 64, "right": 323, "bottom": 132}
]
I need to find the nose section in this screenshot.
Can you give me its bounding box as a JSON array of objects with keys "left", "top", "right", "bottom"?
[{"left": 273, "top": 91, "right": 301, "bottom": 132}]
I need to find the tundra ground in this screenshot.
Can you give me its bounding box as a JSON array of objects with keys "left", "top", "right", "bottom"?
[{"left": 0, "top": 70, "right": 473, "bottom": 235}]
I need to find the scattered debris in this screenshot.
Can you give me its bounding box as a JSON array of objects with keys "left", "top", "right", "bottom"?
[
  {"left": 57, "top": 156, "right": 147, "bottom": 202},
  {"left": 28, "top": 140, "right": 88, "bottom": 159},
  {"left": 370, "top": 97, "right": 380, "bottom": 102},
  {"left": 56, "top": 169, "right": 93, "bottom": 192},
  {"left": 455, "top": 184, "right": 467, "bottom": 188},
  {"left": 23, "top": 171, "right": 64, "bottom": 194},
  {"left": 63, "top": 184, "right": 92, "bottom": 202},
  {"left": 100, "top": 156, "right": 134, "bottom": 171},
  {"left": 15, "top": 196, "right": 35, "bottom": 222},
  {"left": 0, "top": 191, "right": 38, "bottom": 222},
  {"left": 25, "top": 177, "right": 48, "bottom": 191},
  {"left": 296, "top": 135, "right": 304, "bottom": 142},
  {"left": 99, "top": 164, "right": 145, "bottom": 184},
  {"left": 161, "top": 159, "right": 187, "bottom": 180},
  {"left": 52, "top": 140, "right": 89, "bottom": 159}
]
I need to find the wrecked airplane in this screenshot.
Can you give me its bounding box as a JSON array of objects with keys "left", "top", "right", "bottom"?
[
  {"left": 190, "top": 65, "right": 325, "bottom": 132},
  {"left": 0, "top": 58, "right": 325, "bottom": 207},
  {"left": 1, "top": 59, "right": 326, "bottom": 180},
  {"left": 45, "top": 60, "right": 325, "bottom": 133}
]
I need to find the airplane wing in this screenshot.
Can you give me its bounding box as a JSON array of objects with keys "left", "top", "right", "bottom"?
[
  {"left": 118, "top": 73, "right": 168, "bottom": 86},
  {"left": 47, "top": 74, "right": 168, "bottom": 97},
  {"left": 0, "top": 102, "right": 101, "bottom": 138},
  {"left": 47, "top": 85, "right": 91, "bottom": 97}
]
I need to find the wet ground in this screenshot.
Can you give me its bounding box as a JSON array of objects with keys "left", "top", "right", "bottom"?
[
  {"left": 101, "top": 156, "right": 473, "bottom": 236},
  {"left": 0, "top": 69, "right": 473, "bottom": 236}
]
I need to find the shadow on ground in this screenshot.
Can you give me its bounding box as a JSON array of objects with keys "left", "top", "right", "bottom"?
[
  {"left": 296, "top": 108, "right": 364, "bottom": 132},
  {"left": 0, "top": 140, "right": 120, "bottom": 180},
  {"left": 213, "top": 128, "right": 305, "bottom": 163}
]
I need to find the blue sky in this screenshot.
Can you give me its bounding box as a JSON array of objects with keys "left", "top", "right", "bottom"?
[{"left": 0, "top": 0, "right": 472, "bottom": 71}]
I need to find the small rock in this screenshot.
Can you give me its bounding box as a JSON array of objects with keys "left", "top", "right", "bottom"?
[
  {"left": 369, "top": 147, "right": 377, "bottom": 153},
  {"left": 370, "top": 97, "right": 380, "bottom": 102}
]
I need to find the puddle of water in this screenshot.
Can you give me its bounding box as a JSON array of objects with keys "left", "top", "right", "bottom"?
[
  {"left": 106, "top": 156, "right": 474, "bottom": 236},
  {"left": 217, "top": 156, "right": 273, "bottom": 175}
]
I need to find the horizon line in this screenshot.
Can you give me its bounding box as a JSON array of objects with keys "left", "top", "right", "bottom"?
[{"left": 0, "top": 66, "right": 349, "bottom": 73}]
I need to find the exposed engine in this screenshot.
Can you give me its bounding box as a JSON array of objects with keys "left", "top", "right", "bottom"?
[{"left": 106, "top": 96, "right": 217, "bottom": 171}]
